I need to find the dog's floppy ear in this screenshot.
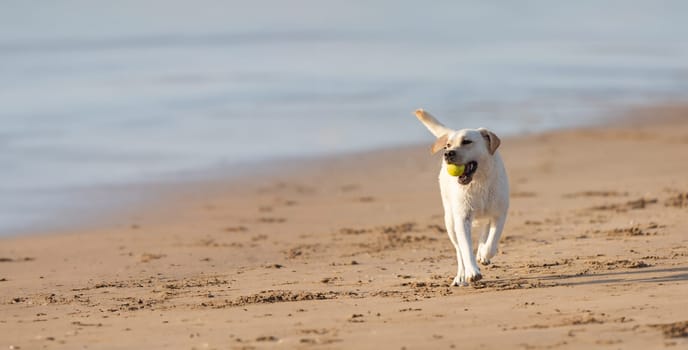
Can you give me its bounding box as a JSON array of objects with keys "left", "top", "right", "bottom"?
[
  {"left": 415, "top": 109, "right": 453, "bottom": 138},
  {"left": 431, "top": 134, "right": 449, "bottom": 154},
  {"left": 479, "top": 128, "right": 501, "bottom": 155}
]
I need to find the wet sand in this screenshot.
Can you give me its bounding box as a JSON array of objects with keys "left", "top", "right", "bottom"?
[{"left": 1, "top": 105, "right": 688, "bottom": 349}]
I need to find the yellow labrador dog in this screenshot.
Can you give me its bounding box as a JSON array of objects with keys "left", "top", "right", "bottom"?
[{"left": 415, "top": 109, "right": 509, "bottom": 286}]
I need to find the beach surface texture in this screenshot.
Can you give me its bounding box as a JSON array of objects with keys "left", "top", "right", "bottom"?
[{"left": 1, "top": 105, "right": 688, "bottom": 349}]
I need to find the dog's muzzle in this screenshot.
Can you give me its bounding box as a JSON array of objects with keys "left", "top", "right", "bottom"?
[
  {"left": 444, "top": 150, "right": 457, "bottom": 163},
  {"left": 444, "top": 151, "right": 478, "bottom": 185},
  {"left": 456, "top": 161, "right": 478, "bottom": 185}
]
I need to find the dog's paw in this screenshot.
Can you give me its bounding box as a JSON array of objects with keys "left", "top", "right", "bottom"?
[
  {"left": 477, "top": 244, "right": 492, "bottom": 265},
  {"left": 466, "top": 272, "right": 483, "bottom": 283},
  {"left": 452, "top": 275, "right": 468, "bottom": 287}
]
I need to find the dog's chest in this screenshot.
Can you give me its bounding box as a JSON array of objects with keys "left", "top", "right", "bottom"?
[
  {"left": 460, "top": 182, "right": 493, "bottom": 214},
  {"left": 440, "top": 174, "right": 496, "bottom": 216}
]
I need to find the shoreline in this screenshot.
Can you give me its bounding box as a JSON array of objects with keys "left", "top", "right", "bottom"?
[
  {"left": 7, "top": 101, "right": 685, "bottom": 239},
  {"left": 1, "top": 104, "right": 688, "bottom": 349}
]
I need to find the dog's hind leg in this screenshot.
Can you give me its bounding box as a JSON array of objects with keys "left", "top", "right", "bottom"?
[
  {"left": 478, "top": 215, "right": 506, "bottom": 265},
  {"left": 476, "top": 221, "right": 492, "bottom": 265}
]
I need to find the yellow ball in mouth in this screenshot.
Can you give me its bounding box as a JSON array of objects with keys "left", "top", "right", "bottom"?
[{"left": 446, "top": 163, "right": 466, "bottom": 177}]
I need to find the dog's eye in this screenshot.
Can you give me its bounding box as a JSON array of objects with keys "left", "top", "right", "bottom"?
[
  {"left": 461, "top": 139, "right": 473, "bottom": 145},
  {"left": 445, "top": 143, "right": 451, "bottom": 149}
]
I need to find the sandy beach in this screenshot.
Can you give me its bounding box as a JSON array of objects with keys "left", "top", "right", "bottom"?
[{"left": 1, "top": 105, "right": 688, "bottom": 349}]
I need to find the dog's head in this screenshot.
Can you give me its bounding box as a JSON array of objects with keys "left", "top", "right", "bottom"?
[
  {"left": 431, "top": 128, "right": 500, "bottom": 184},
  {"left": 415, "top": 109, "right": 500, "bottom": 185}
]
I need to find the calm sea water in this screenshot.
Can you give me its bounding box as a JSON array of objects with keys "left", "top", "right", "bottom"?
[{"left": 1, "top": 1, "right": 688, "bottom": 235}]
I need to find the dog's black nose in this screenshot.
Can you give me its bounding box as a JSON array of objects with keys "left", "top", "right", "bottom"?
[{"left": 444, "top": 150, "right": 456, "bottom": 159}]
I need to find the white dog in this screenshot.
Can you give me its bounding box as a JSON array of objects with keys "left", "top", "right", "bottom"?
[{"left": 415, "top": 109, "right": 509, "bottom": 286}]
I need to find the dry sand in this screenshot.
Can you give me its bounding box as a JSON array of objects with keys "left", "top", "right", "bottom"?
[{"left": 1, "top": 105, "right": 688, "bottom": 349}]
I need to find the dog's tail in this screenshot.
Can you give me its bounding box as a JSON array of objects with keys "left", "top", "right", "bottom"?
[{"left": 414, "top": 109, "right": 453, "bottom": 138}]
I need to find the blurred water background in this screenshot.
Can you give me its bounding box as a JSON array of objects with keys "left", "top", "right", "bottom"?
[{"left": 1, "top": 0, "right": 688, "bottom": 235}]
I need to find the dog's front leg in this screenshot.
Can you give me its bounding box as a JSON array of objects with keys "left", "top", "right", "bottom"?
[
  {"left": 454, "top": 215, "right": 482, "bottom": 283},
  {"left": 452, "top": 246, "right": 467, "bottom": 286},
  {"left": 441, "top": 199, "right": 466, "bottom": 286}
]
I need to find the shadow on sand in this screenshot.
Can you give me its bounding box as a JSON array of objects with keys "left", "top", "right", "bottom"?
[{"left": 543, "top": 266, "right": 688, "bottom": 286}]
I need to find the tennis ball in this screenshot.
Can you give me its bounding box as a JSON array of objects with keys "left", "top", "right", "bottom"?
[{"left": 446, "top": 163, "right": 465, "bottom": 177}]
